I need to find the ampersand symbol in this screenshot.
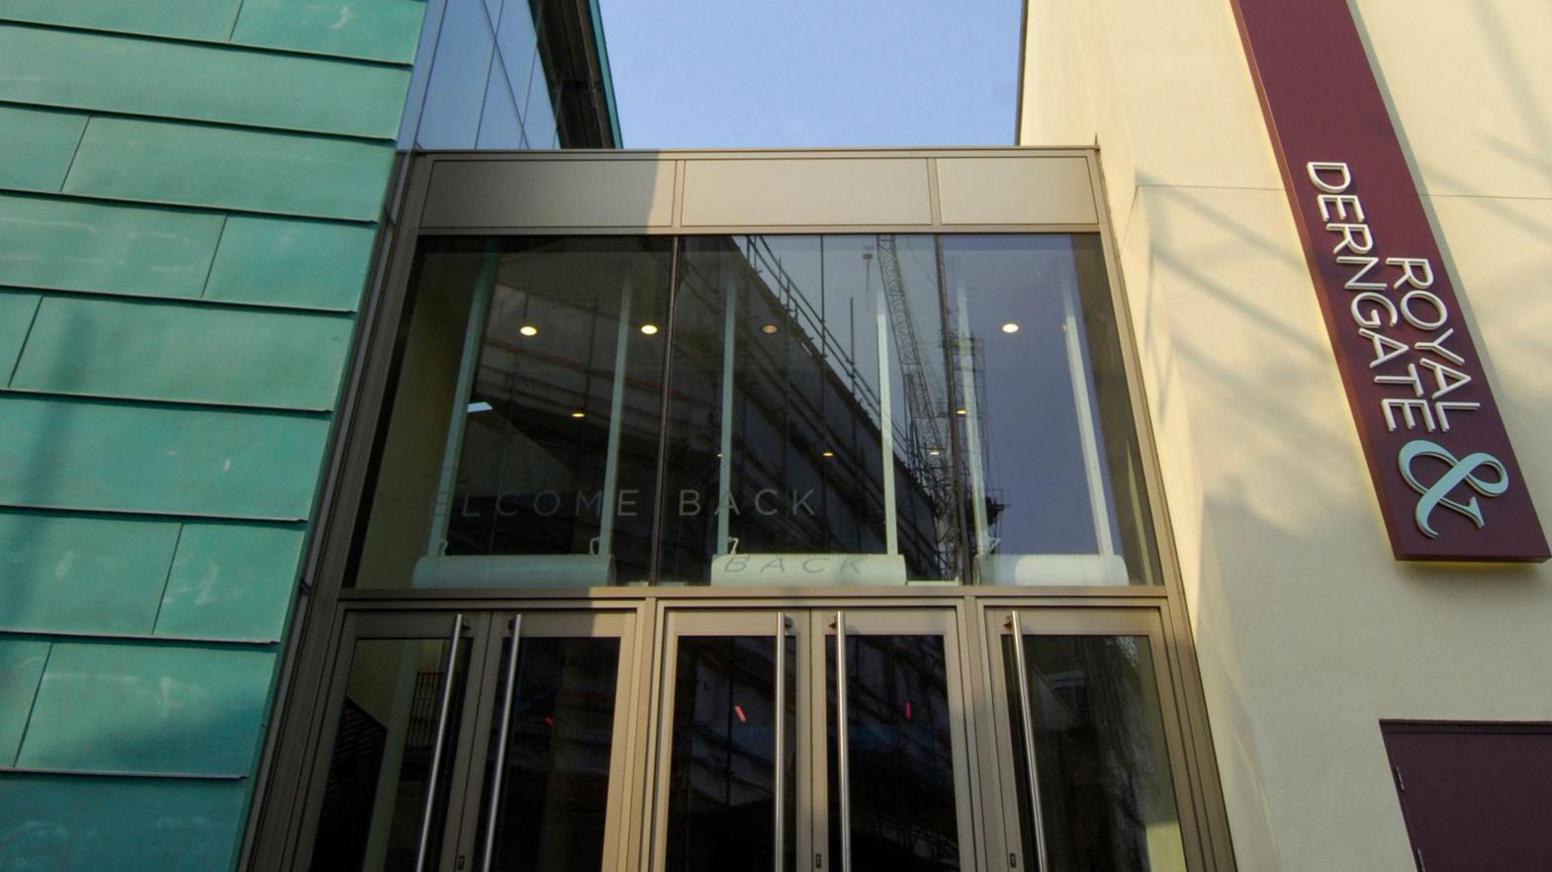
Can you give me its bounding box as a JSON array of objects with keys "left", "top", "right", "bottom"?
[{"left": 1398, "top": 439, "right": 1510, "bottom": 538}]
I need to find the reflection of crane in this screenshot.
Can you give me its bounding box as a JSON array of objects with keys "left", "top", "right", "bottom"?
[
  {"left": 873, "top": 237, "right": 948, "bottom": 488},
  {"left": 873, "top": 236, "right": 969, "bottom": 572}
]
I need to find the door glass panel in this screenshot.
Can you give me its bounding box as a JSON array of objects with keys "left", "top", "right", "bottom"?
[
  {"left": 310, "top": 635, "right": 471, "bottom": 872},
  {"left": 663, "top": 634, "right": 797, "bottom": 872},
  {"left": 827, "top": 633, "right": 960, "bottom": 872},
  {"left": 1004, "top": 634, "right": 1186, "bottom": 872},
  {"left": 476, "top": 635, "right": 622, "bottom": 872}
]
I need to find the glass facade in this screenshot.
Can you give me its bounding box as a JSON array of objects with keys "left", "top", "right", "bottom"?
[
  {"left": 246, "top": 150, "right": 1228, "bottom": 872},
  {"left": 353, "top": 233, "right": 1161, "bottom": 589},
  {"left": 400, "top": 0, "right": 618, "bottom": 150}
]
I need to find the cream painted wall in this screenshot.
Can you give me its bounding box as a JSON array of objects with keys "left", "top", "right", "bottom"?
[{"left": 1020, "top": 2, "right": 1552, "bottom": 870}]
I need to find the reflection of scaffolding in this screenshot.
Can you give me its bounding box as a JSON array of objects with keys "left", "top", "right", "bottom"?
[
  {"left": 740, "top": 237, "right": 884, "bottom": 423},
  {"left": 742, "top": 236, "right": 961, "bottom": 571}
]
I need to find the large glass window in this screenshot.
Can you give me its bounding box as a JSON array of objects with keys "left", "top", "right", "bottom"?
[
  {"left": 400, "top": 0, "right": 614, "bottom": 150},
  {"left": 354, "top": 234, "right": 1161, "bottom": 588}
]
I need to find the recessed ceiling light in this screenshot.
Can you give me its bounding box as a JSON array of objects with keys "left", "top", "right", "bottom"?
[
  {"left": 519, "top": 324, "right": 539, "bottom": 337},
  {"left": 760, "top": 323, "right": 779, "bottom": 335},
  {"left": 570, "top": 410, "right": 586, "bottom": 419},
  {"left": 1001, "top": 322, "right": 1020, "bottom": 334},
  {"left": 956, "top": 409, "right": 968, "bottom": 416},
  {"left": 928, "top": 448, "right": 941, "bottom": 456},
  {"left": 639, "top": 323, "right": 659, "bottom": 335},
  {"left": 821, "top": 450, "right": 835, "bottom": 458}
]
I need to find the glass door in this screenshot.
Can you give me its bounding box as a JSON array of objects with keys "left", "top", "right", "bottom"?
[
  {"left": 645, "top": 606, "right": 976, "bottom": 872},
  {"left": 821, "top": 609, "right": 977, "bottom": 872},
  {"left": 301, "top": 610, "right": 489, "bottom": 872},
  {"left": 454, "top": 610, "right": 642, "bottom": 872},
  {"left": 985, "top": 608, "right": 1198, "bottom": 872},
  {"left": 299, "top": 608, "right": 641, "bottom": 872},
  {"left": 648, "top": 610, "right": 803, "bottom": 872}
]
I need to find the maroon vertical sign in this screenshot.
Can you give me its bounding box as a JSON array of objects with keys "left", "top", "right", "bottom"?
[{"left": 1228, "top": 0, "right": 1547, "bottom": 561}]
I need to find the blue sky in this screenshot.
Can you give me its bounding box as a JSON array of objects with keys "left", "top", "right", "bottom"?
[{"left": 596, "top": 0, "right": 1023, "bottom": 148}]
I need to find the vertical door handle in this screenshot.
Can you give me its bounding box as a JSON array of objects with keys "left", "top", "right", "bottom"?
[
  {"left": 773, "top": 612, "right": 786, "bottom": 872},
  {"left": 834, "top": 611, "right": 852, "bottom": 872},
  {"left": 1007, "top": 611, "right": 1050, "bottom": 872},
  {"left": 481, "top": 615, "right": 523, "bottom": 871},
  {"left": 414, "top": 613, "right": 466, "bottom": 872}
]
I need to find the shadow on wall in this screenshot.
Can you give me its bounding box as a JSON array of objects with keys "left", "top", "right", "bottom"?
[
  {"left": 2, "top": 308, "right": 86, "bottom": 628},
  {"left": 1349, "top": 1, "right": 1552, "bottom": 419},
  {"left": 1135, "top": 169, "right": 1550, "bottom": 867}
]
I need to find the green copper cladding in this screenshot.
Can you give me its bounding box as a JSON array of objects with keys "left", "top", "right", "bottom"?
[
  {"left": 0, "top": 0, "right": 428, "bottom": 867},
  {"left": 205, "top": 217, "right": 380, "bottom": 311},
  {"left": 0, "top": 776, "right": 251, "bottom": 871},
  {"left": 17, "top": 642, "right": 276, "bottom": 774},
  {"left": 0, "top": 194, "right": 227, "bottom": 297},
  {"left": 63, "top": 116, "right": 396, "bottom": 220},
  {"left": 0, "top": 512, "right": 182, "bottom": 636},
  {"left": 0, "top": 25, "right": 412, "bottom": 139},
  {"left": 0, "top": 106, "right": 87, "bottom": 191},
  {"left": 12, "top": 295, "right": 354, "bottom": 409}
]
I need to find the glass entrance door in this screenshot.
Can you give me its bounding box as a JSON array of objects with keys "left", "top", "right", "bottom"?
[
  {"left": 293, "top": 602, "right": 1211, "bottom": 872},
  {"left": 984, "top": 608, "right": 1198, "bottom": 872},
  {"left": 301, "top": 610, "right": 485, "bottom": 872},
  {"left": 454, "top": 611, "right": 641, "bottom": 872},
  {"left": 824, "top": 609, "right": 976, "bottom": 872},
  {"left": 299, "top": 608, "right": 641, "bottom": 872},
  {"left": 647, "top": 607, "right": 977, "bottom": 872}
]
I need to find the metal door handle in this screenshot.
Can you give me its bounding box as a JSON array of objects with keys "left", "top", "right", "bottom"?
[
  {"left": 773, "top": 612, "right": 786, "bottom": 872},
  {"left": 834, "top": 611, "right": 851, "bottom": 872},
  {"left": 481, "top": 615, "right": 523, "bottom": 871},
  {"left": 414, "top": 613, "right": 466, "bottom": 872},
  {"left": 1007, "top": 612, "right": 1050, "bottom": 872}
]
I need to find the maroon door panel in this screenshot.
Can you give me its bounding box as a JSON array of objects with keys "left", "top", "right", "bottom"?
[{"left": 1381, "top": 722, "right": 1552, "bottom": 872}]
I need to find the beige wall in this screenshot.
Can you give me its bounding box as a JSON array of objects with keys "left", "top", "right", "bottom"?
[{"left": 1019, "top": 1, "right": 1552, "bottom": 869}]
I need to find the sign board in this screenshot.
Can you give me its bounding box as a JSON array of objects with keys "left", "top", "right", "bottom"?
[{"left": 1228, "top": 0, "right": 1548, "bottom": 561}]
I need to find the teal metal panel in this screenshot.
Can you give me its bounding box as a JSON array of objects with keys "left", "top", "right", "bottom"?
[
  {"left": 63, "top": 116, "right": 395, "bottom": 221},
  {"left": 13, "top": 296, "right": 354, "bottom": 409},
  {"left": 17, "top": 642, "right": 275, "bottom": 774},
  {"left": 0, "top": 775, "right": 248, "bottom": 870},
  {"left": 0, "top": 193, "right": 223, "bottom": 297},
  {"left": 0, "top": 512, "right": 179, "bottom": 636},
  {"left": 0, "top": 640, "right": 50, "bottom": 765},
  {"left": 204, "top": 216, "right": 376, "bottom": 310},
  {"left": 156, "top": 523, "right": 305, "bottom": 641},
  {"left": 0, "top": 1, "right": 242, "bottom": 42},
  {"left": 232, "top": 0, "right": 427, "bottom": 64},
  {"left": 0, "top": 291, "right": 41, "bottom": 381},
  {"left": 0, "top": 106, "right": 86, "bottom": 191},
  {"left": 0, "top": 25, "right": 412, "bottom": 140},
  {"left": 0, "top": 396, "right": 330, "bottom": 519}
]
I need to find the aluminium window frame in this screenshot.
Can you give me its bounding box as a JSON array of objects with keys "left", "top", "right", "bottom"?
[{"left": 238, "top": 148, "right": 1238, "bottom": 872}]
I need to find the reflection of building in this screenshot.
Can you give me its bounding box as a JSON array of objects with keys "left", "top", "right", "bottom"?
[
  {"left": 4, "top": 4, "right": 1545, "bottom": 872},
  {"left": 441, "top": 236, "right": 952, "bottom": 581}
]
